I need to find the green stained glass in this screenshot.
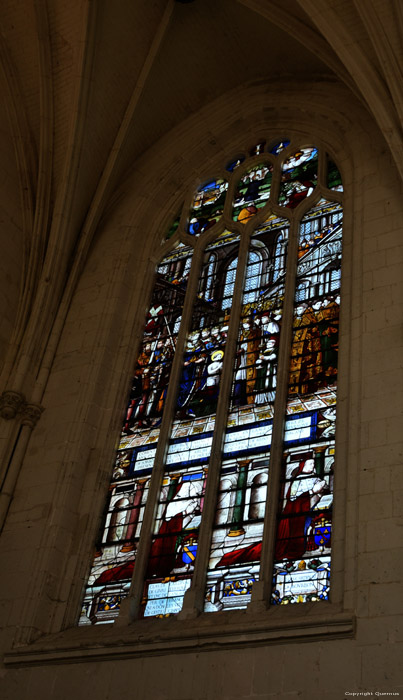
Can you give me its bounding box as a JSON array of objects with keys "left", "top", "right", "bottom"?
[
  {"left": 327, "top": 157, "right": 343, "bottom": 192},
  {"left": 279, "top": 147, "right": 318, "bottom": 209},
  {"left": 233, "top": 164, "right": 273, "bottom": 223}
]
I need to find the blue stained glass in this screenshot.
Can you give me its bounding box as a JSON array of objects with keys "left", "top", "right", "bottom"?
[
  {"left": 188, "top": 179, "right": 228, "bottom": 235},
  {"left": 270, "top": 139, "right": 290, "bottom": 155},
  {"left": 205, "top": 216, "right": 289, "bottom": 612},
  {"left": 79, "top": 241, "right": 193, "bottom": 625},
  {"left": 141, "top": 231, "right": 240, "bottom": 617},
  {"left": 226, "top": 155, "right": 245, "bottom": 172},
  {"left": 81, "top": 143, "right": 344, "bottom": 624},
  {"left": 272, "top": 444, "right": 334, "bottom": 605},
  {"left": 272, "top": 197, "right": 342, "bottom": 607}
]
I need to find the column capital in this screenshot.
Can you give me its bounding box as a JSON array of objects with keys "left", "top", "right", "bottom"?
[
  {"left": 0, "top": 390, "right": 44, "bottom": 427},
  {"left": 0, "top": 390, "right": 25, "bottom": 419},
  {"left": 21, "top": 403, "right": 45, "bottom": 429}
]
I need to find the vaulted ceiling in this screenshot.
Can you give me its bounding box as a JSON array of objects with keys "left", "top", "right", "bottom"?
[{"left": 0, "top": 0, "right": 402, "bottom": 396}]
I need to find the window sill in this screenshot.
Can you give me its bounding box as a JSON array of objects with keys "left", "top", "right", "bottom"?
[{"left": 4, "top": 604, "right": 355, "bottom": 666}]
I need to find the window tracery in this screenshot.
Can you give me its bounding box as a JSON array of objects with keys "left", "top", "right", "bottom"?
[{"left": 79, "top": 139, "right": 343, "bottom": 625}]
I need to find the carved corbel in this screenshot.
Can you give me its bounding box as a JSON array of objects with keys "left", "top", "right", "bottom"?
[
  {"left": 0, "top": 391, "right": 44, "bottom": 427},
  {"left": 0, "top": 390, "right": 25, "bottom": 420},
  {"left": 21, "top": 402, "right": 45, "bottom": 429}
]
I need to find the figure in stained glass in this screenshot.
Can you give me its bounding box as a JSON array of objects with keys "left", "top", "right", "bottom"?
[
  {"left": 275, "top": 455, "right": 328, "bottom": 561},
  {"left": 146, "top": 472, "right": 204, "bottom": 579},
  {"left": 80, "top": 140, "right": 343, "bottom": 624},
  {"left": 233, "top": 164, "right": 273, "bottom": 222},
  {"left": 255, "top": 338, "right": 277, "bottom": 404},
  {"left": 176, "top": 331, "right": 206, "bottom": 417},
  {"left": 279, "top": 147, "right": 318, "bottom": 208},
  {"left": 233, "top": 317, "right": 260, "bottom": 405},
  {"left": 315, "top": 296, "right": 339, "bottom": 378},
  {"left": 289, "top": 302, "right": 323, "bottom": 396},
  {"left": 188, "top": 179, "right": 227, "bottom": 235}
]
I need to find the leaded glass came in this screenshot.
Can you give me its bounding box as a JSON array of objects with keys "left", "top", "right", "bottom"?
[{"left": 79, "top": 138, "right": 343, "bottom": 625}]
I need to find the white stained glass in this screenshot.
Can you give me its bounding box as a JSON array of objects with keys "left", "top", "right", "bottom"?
[
  {"left": 284, "top": 416, "right": 311, "bottom": 442},
  {"left": 166, "top": 450, "right": 189, "bottom": 465},
  {"left": 274, "top": 557, "right": 330, "bottom": 603},
  {"left": 144, "top": 579, "right": 192, "bottom": 617},
  {"left": 243, "top": 251, "right": 261, "bottom": 304},
  {"left": 222, "top": 258, "right": 238, "bottom": 308},
  {"left": 134, "top": 457, "right": 155, "bottom": 471},
  {"left": 184, "top": 256, "right": 192, "bottom": 274},
  {"left": 144, "top": 597, "right": 168, "bottom": 616},
  {"left": 191, "top": 447, "right": 210, "bottom": 460},
  {"left": 165, "top": 596, "right": 185, "bottom": 614},
  {"left": 168, "top": 441, "right": 189, "bottom": 454},
  {"left": 190, "top": 437, "right": 213, "bottom": 450},
  {"left": 133, "top": 448, "right": 157, "bottom": 471},
  {"left": 295, "top": 281, "right": 308, "bottom": 301},
  {"left": 286, "top": 566, "right": 327, "bottom": 595},
  {"left": 224, "top": 423, "right": 272, "bottom": 452},
  {"left": 173, "top": 316, "right": 182, "bottom": 334},
  {"left": 167, "top": 578, "right": 192, "bottom": 596},
  {"left": 225, "top": 428, "right": 250, "bottom": 444},
  {"left": 273, "top": 233, "right": 284, "bottom": 281},
  {"left": 330, "top": 268, "right": 341, "bottom": 291},
  {"left": 224, "top": 438, "right": 249, "bottom": 453},
  {"left": 248, "top": 435, "right": 270, "bottom": 449},
  {"left": 205, "top": 255, "right": 215, "bottom": 300}
]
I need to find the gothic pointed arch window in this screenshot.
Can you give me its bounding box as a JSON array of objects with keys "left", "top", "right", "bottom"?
[{"left": 79, "top": 139, "right": 343, "bottom": 625}]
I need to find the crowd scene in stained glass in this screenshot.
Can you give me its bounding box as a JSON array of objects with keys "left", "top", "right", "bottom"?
[{"left": 79, "top": 139, "right": 343, "bottom": 624}]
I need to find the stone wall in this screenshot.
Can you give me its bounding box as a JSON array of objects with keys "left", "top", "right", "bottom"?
[{"left": 0, "top": 78, "right": 402, "bottom": 700}]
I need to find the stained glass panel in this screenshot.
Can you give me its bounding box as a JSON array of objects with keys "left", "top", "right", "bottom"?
[
  {"left": 188, "top": 179, "right": 228, "bottom": 235},
  {"left": 279, "top": 147, "right": 318, "bottom": 209},
  {"left": 233, "top": 164, "right": 273, "bottom": 223},
  {"left": 80, "top": 140, "right": 343, "bottom": 624},
  {"left": 80, "top": 241, "right": 194, "bottom": 624},
  {"left": 141, "top": 232, "right": 240, "bottom": 616},
  {"left": 270, "top": 139, "right": 290, "bottom": 155},
  {"left": 165, "top": 210, "right": 182, "bottom": 240},
  {"left": 226, "top": 155, "right": 245, "bottom": 172},
  {"left": 249, "top": 140, "right": 266, "bottom": 156},
  {"left": 141, "top": 467, "right": 206, "bottom": 617},
  {"left": 205, "top": 216, "right": 289, "bottom": 611},
  {"left": 327, "top": 156, "right": 343, "bottom": 192},
  {"left": 272, "top": 199, "right": 342, "bottom": 605}
]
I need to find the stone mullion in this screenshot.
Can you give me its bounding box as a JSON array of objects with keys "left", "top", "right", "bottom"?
[
  {"left": 116, "top": 241, "right": 203, "bottom": 624},
  {"left": 250, "top": 213, "right": 300, "bottom": 610},
  {"left": 179, "top": 228, "right": 251, "bottom": 618}
]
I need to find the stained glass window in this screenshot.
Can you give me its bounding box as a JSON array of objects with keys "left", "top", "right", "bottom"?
[{"left": 79, "top": 139, "right": 343, "bottom": 625}]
